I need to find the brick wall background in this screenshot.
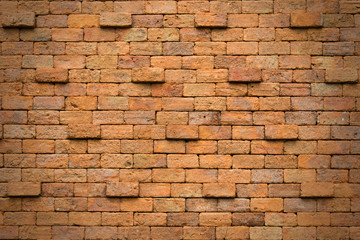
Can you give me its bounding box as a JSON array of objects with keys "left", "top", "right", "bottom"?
[{"left": 0, "top": 0, "right": 360, "bottom": 239}]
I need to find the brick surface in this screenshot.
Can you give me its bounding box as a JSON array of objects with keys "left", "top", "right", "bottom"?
[{"left": 0, "top": 1, "right": 359, "bottom": 238}]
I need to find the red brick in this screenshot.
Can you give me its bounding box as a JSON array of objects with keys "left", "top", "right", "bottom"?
[
  {"left": 233, "top": 213, "right": 265, "bottom": 226},
  {"left": 7, "top": 182, "right": 40, "bottom": 196},
  {"left": 199, "top": 213, "right": 231, "bottom": 226},
  {"left": 298, "top": 154, "right": 330, "bottom": 169},
  {"left": 54, "top": 197, "right": 87, "bottom": 212},
  {"left": 318, "top": 140, "right": 350, "bottom": 154}
]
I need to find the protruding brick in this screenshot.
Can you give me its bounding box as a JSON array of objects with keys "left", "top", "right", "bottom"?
[
  {"left": 7, "top": 182, "right": 41, "bottom": 196},
  {"left": 229, "top": 68, "right": 261, "bottom": 82},
  {"left": 166, "top": 125, "right": 198, "bottom": 140},
  {"left": 106, "top": 182, "right": 139, "bottom": 197},
  {"left": 2, "top": 12, "right": 35, "bottom": 28},
  {"left": 132, "top": 68, "right": 164, "bottom": 83},
  {"left": 67, "top": 124, "right": 100, "bottom": 139},
  {"left": 35, "top": 68, "right": 68, "bottom": 83},
  {"left": 301, "top": 182, "right": 334, "bottom": 197},
  {"left": 291, "top": 12, "right": 323, "bottom": 28},
  {"left": 100, "top": 12, "right": 132, "bottom": 27},
  {"left": 195, "top": 13, "right": 227, "bottom": 28}
]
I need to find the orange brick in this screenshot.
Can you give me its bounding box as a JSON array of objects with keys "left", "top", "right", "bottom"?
[
  {"left": 154, "top": 198, "right": 185, "bottom": 212},
  {"left": 121, "top": 140, "right": 153, "bottom": 154},
  {"left": 121, "top": 198, "right": 153, "bottom": 212},
  {"left": 2, "top": 12, "right": 35, "bottom": 28},
  {"left": 251, "top": 198, "right": 283, "bottom": 212},
  {"left": 195, "top": 13, "right": 227, "bottom": 28},
  {"left": 154, "top": 140, "right": 185, "bottom": 154},
  {"left": 326, "top": 68, "right": 358, "bottom": 83},
  {"left": 203, "top": 183, "right": 235, "bottom": 198},
  {"left": 68, "top": 124, "right": 100, "bottom": 139},
  {"left": 140, "top": 183, "right": 170, "bottom": 197},
  {"left": 166, "top": 125, "right": 199, "bottom": 140},
  {"left": 298, "top": 212, "right": 330, "bottom": 226},
  {"left": 69, "top": 212, "right": 101, "bottom": 226},
  {"left": 216, "top": 226, "right": 249, "bottom": 239},
  {"left": 291, "top": 12, "right": 323, "bottom": 27},
  {"left": 132, "top": 67, "right": 165, "bottom": 83},
  {"left": 282, "top": 227, "right": 316, "bottom": 240},
  {"left": 171, "top": 183, "right": 202, "bottom": 198},
  {"left": 265, "top": 212, "right": 297, "bottom": 226},
  {"left": 199, "top": 213, "right": 231, "bottom": 226},
  {"left": 301, "top": 182, "right": 334, "bottom": 197},
  {"left": 265, "top": 125, "right": 298, "bottom": 140},
  {"left": 100, "top": 12, "right": 132, "bottom": 27},
  {"left": 229, "top": 68, "right": 261, "bottom": 82},
  {"left": 167, "top": 154, "right": 199, "bottom": 168},
  {"left": 106, "top": 182, "right": 139, "bottom": 197},
  {"left": 153, "top": 169, "right": 185, "bottom": 183},
  {"left": 250, "top": 227, "right": 282, "bottom": 239},
  {"left": 134, "top": 213, "right": 166, "bottom": 226},
  {"left": 251, "top": 140, "right": 284, "bottom": 154},
  {"left": 133, "top": 154, "right": 166, "bottom": 168},
  {"left": 218, "top": 140, "right": 250, "bottom": 154}
]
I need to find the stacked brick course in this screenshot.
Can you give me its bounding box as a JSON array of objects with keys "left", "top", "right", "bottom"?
[{"left": 0, "top": 0, "right": 360, "bottom": 239}]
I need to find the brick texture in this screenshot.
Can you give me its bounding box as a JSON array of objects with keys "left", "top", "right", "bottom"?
[{"left": 0, "top": 1, "right": 359, "bottom": 239}]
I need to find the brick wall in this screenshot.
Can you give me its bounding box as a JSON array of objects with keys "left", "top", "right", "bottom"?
[{"left": 0, "top": 0, "right": 360, "bottom": 239}]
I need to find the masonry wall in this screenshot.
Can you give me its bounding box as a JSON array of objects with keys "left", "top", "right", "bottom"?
[{"left": 0, "top": 0, "right": 360, "bottom": 239}]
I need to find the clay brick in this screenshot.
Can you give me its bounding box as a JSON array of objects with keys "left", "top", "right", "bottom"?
[
  {"left": 252, "top": 169, "right": 283, "bottom": 183},
  {"left": 265, "top": 125, "right": 298, "bottom": 140},
  {"left": 251, "top": 140, "right": 284, "bottom": 154},
  {"left": 203, "top": 183, "right": 235, "bottom": 198},
  {"left": 227, "top": 42, "right": 258, "bottom": 55},
  {"left": 23, "top": 140, "right": 55, "bottom": 154},
  {"left": 3, "top": 125, "right": 35, "bottom": 139},
  {"left": 199, "top": 213, "right": 231, "bottom": 227},
  {"left": 132, "top": 67, "right": 164, "bottom": 83},
  {"left": 154, "top": 198, "right": 185, "bottom": 212},
  {"left": 282, "top": 227, "right": 316, "bottom": 240},
  {"left": 229, "top": 68, "right": 261, "bottom": 82},
  {"left": 195, "top": 97, "right": 226, "bottom": 111},
  {"left": 195, "top": 13, "right": 227, "bottom": 28},
  {"left": 67, "top": 124, "right": 100, "bottom": 139},
  {"left": 301, "top": 182, "right": 334, "bottom": 197},
  {"left": 130, "top": 42, "right": 162, "bottom": 56},
  {"left": 242, "top": 1, "right": 273, "bottom": 13},
  {"left": 154, "top": 140, "right": 185, "bottom": 154},
  {"left": 157, "top": 112, "right": 187, "bottom": 125},
  {"left": 182, "top": 56, "right": 214, "bottom": 69},
  {"left": 251, "top": 198, "right": 283, "bottom": 212},
  {"left": 69, "top": 212, "right": 101, "bottom": 226},
  {"left": 116, "top": 28, "right": 147, "bottom": 42},
  {"left": 318, "top": 140, "right": 350, "bottom": 154},
  {"left": 132, "top": 15, "right": 163, "bottom": 28},
  {"left": 2, "top": 12, "right": 35, "bottom": 28},
  {"left": 212, "top": 28, "right": 243, "bottom": 42},
  {"left": 183, "top": 227, "right": 215, "bottom": 240},
  {"left": 134, "top": 154, "right": 166, "bottom": 169},
  {"left": 265, "top": 155, "right": 298, "bottom": 169},
  {"left": 166, "top": 125, "right": 198, "bottom": 140},
  {"left": 279, "top": 55, "right": 311, "bottom": 69},
  {"left": 100, "top": 12, "right": 132, "bottom": 27},
  {"left": 233, "top": 213, "right": 264, "bottom": 226},
  {"left": 106, "top": 182, "right": 139, "bottom": 197},
  {"left": 268, "top": 184, "right": 300, "bottom": 197},
  {"left": 118, "top": 226, "right": 150, "bottom": 239},
  {"left": 325, "top": 68, "right": 358, "bottom": 83},
  {"left": 178, "top": 1, "right": 209, "bottom": 13},
  {"left": 244, "top": 28, "right": 275, "bottom": 41},
  {"left": 199, "top": 126, "right": 231, "bottom": 140},
  {"left": 233, "top": 155, "right": 265, "bottom": 169},
  {"left": 153, "top": 169, "right": 185, "bottom": 183},
  {"left": 167, "top": 154, "right": 198, "bottom": 169},
  {"left": 291, "top": 12, "right": 323, "bottom": 27},
  {"left": 140, "top": 183, "right": 170, "bottom": 197},
  {"left": 35, "top": 68, "right": 68, "bottom": 83},
  {"left": 50, "top": 1, "right": 80, "bottom": 14},
  {"left": 189, "top": 112, "right": 220, "bottom": 125},
  {"left": 7, "top": 182, "right": 40, "bottom": 196},
  {"left": 218, "top": 169, "right": 251, "bottom": 183},
  {"left": 200, "top": 155, "right": 232, "bottom": 168}
]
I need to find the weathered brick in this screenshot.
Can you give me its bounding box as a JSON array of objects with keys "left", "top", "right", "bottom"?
[
  {"left": 265, "top": 125, "right": 298, "bottom": 140},
  {"left": 132, "top": 67, "right": 164, "bottom": 83},
  {"left": 291, "top": 12, "right": 323, "bottom": 27},
  {"left": 7, "top": 182, "right": 41, "bottom": 196},
  {"left": 301, "top": 182, "right": 334, "bottom": 197},
  {"left": 166, "top": 125, "right": 198, "bottom": 140},
  {"left": 325, "top": 68, "right": 358, "bottom": 83},
  {"left": 2, "top": 12, "right": 35, "bottom": 28},
  {"left": 100, "top": 12, "right": 132, "bottom": 27},
  {"left": 106, "top": 182, "right": 139, "bottom": 197},
  {"left": 229, "top": 68, "right": 261, "bottom": 82},
  {"left": 195, "top": 13, "right": 227, "bottom": 28}
]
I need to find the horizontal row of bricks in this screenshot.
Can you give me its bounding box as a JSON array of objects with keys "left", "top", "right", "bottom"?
[
  {"left": 0, "top": 181, "right": 342, "bottom": 198},
  {"left": 2, "top": 67, "right": 358, "bottom": 84},
  {"left": 0, "top": 0, "right": 358, "bottom": 15},
  {"left": 1, "top": 225, "right": 360, "bottom": 240},
  {"left": 2, "top": 196, "right": 359, "bottom": 213},
  {"left": 1, "top": 153, "right": 359, "bottom": 169},
  {"left": 2, "top": 124, "right": 360, "bottom": 140},
  {"left": 1, "top": 139, "right": 360, "bottom": 154},
  {"left": 2, "top": 12, "right": 325, "bottom": 29}
]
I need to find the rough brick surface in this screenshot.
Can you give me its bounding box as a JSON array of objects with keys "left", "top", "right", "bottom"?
[{"left": 0, "top": 1, "right": 359, "bottom": 238}]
